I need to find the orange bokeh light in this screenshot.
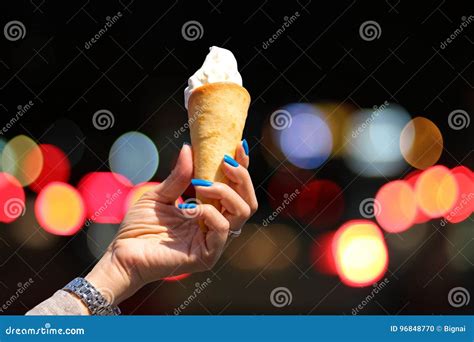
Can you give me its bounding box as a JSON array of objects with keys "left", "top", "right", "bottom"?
[
  {"left": 375, "top": 180, "right": 417, "bottom": 233},
  {"left": 332, "top": 220, "right": 388, "bottom": 287},
  {"left": 404, "top": 170, "right": 431, "bottom": 224},
  {"left": 35, "top": 182, "right": 85, "bottom": 235},
  {"left": 415, "top": 165, "right": 458, "bottom": 218},
  {"left": 400, "top": 117, "right": 443, "bottom": 170}
]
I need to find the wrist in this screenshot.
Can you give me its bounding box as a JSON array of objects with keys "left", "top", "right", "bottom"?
[{"left": 85, "top": 250, "right": 139, "bottom": 305}]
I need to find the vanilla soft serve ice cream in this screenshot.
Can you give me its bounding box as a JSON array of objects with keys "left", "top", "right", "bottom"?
[{"left": 184, "top": 46, "right": 243, "bottom": 109}]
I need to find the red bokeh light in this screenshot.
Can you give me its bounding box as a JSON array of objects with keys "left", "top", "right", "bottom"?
[
  {"left": 29, "top": 144, "right": 71, "bottom": 193},
  {"left": 0, "top": 172, "right": 25, "bottom": 223},
  {"left": 311, "top": 232, "right": 337, "bottom": 275},
  {"left": 294, "top": 180, "right": 344, "bottom": 229},
  {"left": 375, "top": 180, "right": 417, "bottom": 233},
  {"left": 163, "top": 273, "right": 191, "bottom": 282},
  {"left": 78, "top": 172, "right": 132, "bottom": 224}
]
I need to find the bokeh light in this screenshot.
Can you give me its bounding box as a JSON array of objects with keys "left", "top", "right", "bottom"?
[
  {"left": 311, "top": 232, "right": 337, "bottom": 275},
  {"left": 267, "top": 170, "right": 311, "bottom": 219},
  {"left": 333, "top": 220, "right": 388, "bottom": 287},
  {"left": 109, "top": 132, "right": 159, "bottom": 185},
  {"left": 42, "top": 119, "right": 85, "bottom": 166},
  {"left": 345, "top": 105, "right": 411, "bottom": 177},
  {"left": 443, "top": 170, "right": 474, "bottom": 223},
  {"left": 0, "top": 172, "right": 25, "bottom": 223},
  {"left": 225, "top": 224, "right": 300, "bottom": 271},
  {"left": 400, "top": 117, "right": 443, "bottom": 170},
  {"left": 163, "top": 274, "right": 191, "bottom": 282},
  {"left": 78, "top": 172, "right": 132, "bottom": 224},
  {"left": 1, "top": 135, "right": 44, "bottom": 186},
  {"left": 375, "top": 180, "right": 417, "bottom": 233},
  {"left": 274, "top": 104, "right": 333, "bottom": 169},
  {"left": 315, "top": 102, "right": 354, "bottom": 156},
  {"left": 35, "top": 182, "right": 85, "bottom": 235},
  {"left": 87, "top": 223, "right": 119, "bottom": 259},
  {"left": 404, "top": 170, "right": 431, "bottom": 224},
  {"left": 0, "top": 138, "right": 6, "bottom": 170},
  {"left": 294, "top": 180, "right": 344, "bottom": 228},
  {"left": 29, "top": 144, "right": 71, "bottom": 193},
  {"left": 415, "top": 165, "right": 458, "bottom": 218}
]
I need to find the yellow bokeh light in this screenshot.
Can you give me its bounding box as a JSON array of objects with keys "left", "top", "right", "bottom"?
[
  {"left": 1, "top": 135, "right": 43, "bottom": 186},
  {"left": 333, "top": 220, "right": 388, "bottom": 287},
  {"left": 415, "top": 165, "right": 458, "bottom": 217},
  {"left": 400, "top": 117, "right": 443, "bottom": 170},
  {"left": 35, "top": 182, "right": 85, "bottom": 235}
]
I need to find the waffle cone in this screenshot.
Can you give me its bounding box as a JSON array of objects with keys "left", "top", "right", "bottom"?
[{"left": 187, "top": 82, "right": 250, "bottom": 230}]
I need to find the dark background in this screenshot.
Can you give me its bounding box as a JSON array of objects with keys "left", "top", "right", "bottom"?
[{"left": 0, "top": 0, "right": 472, "bottom": 314}]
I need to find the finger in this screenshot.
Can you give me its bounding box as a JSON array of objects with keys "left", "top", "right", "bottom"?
[
  {"left": 192, "top": 180, "right": 251, "bottom": 223},
  {"left": 234, "top": 139, "right": 249, "bottom": 169},
  {"left": 153, "top": 143, "right": 193, "bottom": 204},
  {"left": 222, "top": 155, "right": 258, "bottom": 214},
  {"left": 178, "top": 204, "right": 229, "bottom": 253}
]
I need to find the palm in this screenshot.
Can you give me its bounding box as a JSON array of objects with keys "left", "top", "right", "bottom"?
[{"left": 111, "top": 194, "right": 212, "bottom": 283}]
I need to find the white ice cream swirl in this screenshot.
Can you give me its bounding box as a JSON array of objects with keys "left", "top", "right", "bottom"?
[{"left": 184, "top": 46, "right": 242, "bottom": 109}]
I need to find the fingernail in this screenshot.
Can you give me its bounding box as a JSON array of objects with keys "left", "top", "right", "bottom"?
[
  {"left": 242, "top": 139, "right": 249, "bottom": 156},
  {"left": 191, "top": 178, "right": 213, "bottom": 187},
  {"left": 178, "top": 203, "right": 197, "bottom": 209},
  {"left": 224, "top": 154, "right": 239, "bottom": 167}
]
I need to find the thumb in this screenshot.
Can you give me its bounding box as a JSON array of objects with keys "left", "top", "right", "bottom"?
[{"left": 155, "top": 143, "right": 193, "bottom": 204}]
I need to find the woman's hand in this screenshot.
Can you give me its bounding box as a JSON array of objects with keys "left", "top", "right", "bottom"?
[{"left": 85, "top": 142, "right": 257, "bottom": 305}]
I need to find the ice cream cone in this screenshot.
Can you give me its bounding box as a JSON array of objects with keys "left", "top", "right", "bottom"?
[{"left": 188, "top": 82, "right": 250, "bottom": 230}]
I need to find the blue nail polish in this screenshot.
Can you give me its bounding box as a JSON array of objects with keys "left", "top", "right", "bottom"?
[
  {"left": 242, "top": 139, "right": 249, "bottom": 156},
  {"left": 224, "top": 154, "right": 239, "bottom": 167},
  {"left": 178, "top": 203, "right": 197, "bottom": 209},
  {"left": 191, "top": 178, "right": 213, "bottom": 187}
]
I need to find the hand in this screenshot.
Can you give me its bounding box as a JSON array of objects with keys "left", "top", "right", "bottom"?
[{"left": 85, "top": 142, "right": 257, "bottom": 306}]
